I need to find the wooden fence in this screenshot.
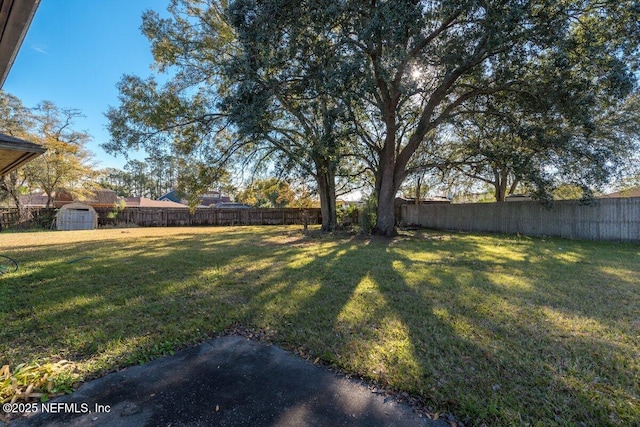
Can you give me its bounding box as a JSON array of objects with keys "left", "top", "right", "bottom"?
[
  {"left": 401, "top": 197, "right": 640, "bottom": 243},
  {"left": 95, "top": 207, "right": 323, "bottom": 227},
  {"left": 0, "top": 208, "right": 56, "bottom": 230},
  {"left": 0, "top": 207, "right": 325, "bottom": 229}
]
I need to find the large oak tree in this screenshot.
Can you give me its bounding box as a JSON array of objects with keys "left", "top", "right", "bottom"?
[
  {"left": 107, "top": 0, "right": 639, "bottom": 236},
  {"left": 105, "top": 0, "right": 353, "bottom": 231},
  {"left": 328, "top": 0, "right": 639, "bottom": 235}
]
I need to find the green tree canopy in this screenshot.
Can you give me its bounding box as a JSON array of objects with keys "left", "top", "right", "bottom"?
[
  {"left": 105, "top": 0, "right": 366, "bottom": 231},
  {"left": 23, "top": 102, "right": 96, "bottom": 207},
  {"left": 0, "top": 93, "right": 98, "bottom": 209},
  {"left": 236, "top": 178, "right": 297, "bottom": 208},
  {"left": 332, "top": 0, "right": 639, "bottom": 234},
  {"left": 106, "top": 0, "right": 639, "bottom": 236}
]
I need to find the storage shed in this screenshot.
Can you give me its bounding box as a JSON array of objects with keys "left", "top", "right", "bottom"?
[{"left": 56, "top": 203, "right": 97, "bottom": 230}]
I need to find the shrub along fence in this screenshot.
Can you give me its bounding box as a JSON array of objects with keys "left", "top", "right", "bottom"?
[{"left": 401, "top": 197, "right": 640, "bottom": 243}]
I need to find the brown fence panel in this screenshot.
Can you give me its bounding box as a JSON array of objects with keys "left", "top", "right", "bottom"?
[
  {"left": 94, "top": 207, "right": 114, "bottom": 227},
  {"left": 1, "top": 206, "right": 324, "bottom": 229},
  {"left": 194, "top": 208, "right": 322, "bottom": 226},
  {"left": 95, "top": 207, "right": 323, "bottom": 228},
  {"left": 0, "top": 208, "right": 57, "bottom": 230},
  {"left": 0, "top": 209, "right": 20, "bottom": 229},
  {"left": 402, "top": 198, "right": 640, "bottom": 243}
]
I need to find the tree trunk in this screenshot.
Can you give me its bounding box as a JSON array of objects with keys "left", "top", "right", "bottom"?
[
  {"left": 494, "top": 184, "right": 506, "bottom": 202},
  {"left": 508, "top": 178, "right": 519, "bottom": 195},
  {"left": 374, "top": 189, "right": 397, "bottom": 236},
  {"left": 45, "top": 191, "right": 53, "bottom": 208},
  {"left": 372, "top": 158, "right": 399, "bottom": 237},
  {"left": 372, "top": 112, "right": 404, "bottom": 236},
  {"left": 494, "top": 169, "right": 509, "bottom": 202},
  {"left": 315, "top": 161, "right": 337, "bottom": 233},
  {"left": 1, "top": 173, "right": 24, "bottom": 211},
  {"left": 11, "top": 192, "right": 22, "bottom": 212}
]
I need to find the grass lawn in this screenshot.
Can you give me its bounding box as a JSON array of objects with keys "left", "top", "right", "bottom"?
[{"left": 0, "top": 226, "right": 638, "bottom": 426}]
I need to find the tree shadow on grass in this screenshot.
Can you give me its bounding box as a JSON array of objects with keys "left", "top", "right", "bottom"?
[
  {"left": 0, "top": 227, "right": 352, "bottom": 367},
  {"left": 1, "top": 227, "right": 638, "bottom": 425},
  {"left": 245, "top": 230, "right": 640, "bottom": 425},
  {"left": 394, "top": 229, "right": 640, "bottom": 425},
  {"left": 241, "top": 236, "right": 492, "bottom": 421},
  {"left": 1, "top": 231, "right": 296, "bottom": 365}
]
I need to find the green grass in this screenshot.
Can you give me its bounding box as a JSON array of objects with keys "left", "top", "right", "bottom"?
[{"left": 0, "top": 226, "right": 638, "bottom": 426}]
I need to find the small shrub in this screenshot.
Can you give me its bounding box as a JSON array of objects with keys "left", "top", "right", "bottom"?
[
  {"left": 359, "top": 197, "right": 377, "bottom": 233},
  {"left": 337, "top": 204, "right": 359, "bottom": 227},
  {"left": 107, "top": 199, "right": 126, "bottom": 221},
  {"left": 0, "top": 360, "right": 81, "bottom": 403}
]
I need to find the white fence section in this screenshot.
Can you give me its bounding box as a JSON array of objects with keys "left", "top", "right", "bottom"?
[{"left": 401, "top": 198, "right": 640, "bottom": 242}]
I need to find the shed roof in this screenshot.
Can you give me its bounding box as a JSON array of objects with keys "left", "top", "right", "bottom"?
[{"left": 59, "top": 202, "right": 96, "bottom": 212}]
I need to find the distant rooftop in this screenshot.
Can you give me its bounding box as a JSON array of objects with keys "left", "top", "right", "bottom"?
[
  {"left": 600, "top": 187, "right": 640, "bottom": 199},
  {"left": 125, "top": 197, "right": 188, "bottom": 209},
  {"left": 158, "top": 189, "right": 230, "bottom": 206}
]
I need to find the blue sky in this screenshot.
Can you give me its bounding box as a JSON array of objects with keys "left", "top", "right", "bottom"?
[{"left": 4, "top": 0, "right": 171, "bottom": 169}]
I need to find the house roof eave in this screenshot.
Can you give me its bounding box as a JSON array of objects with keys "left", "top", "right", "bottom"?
[
  {"left": 0, "top": 132, "right": 45, "bottom": 176},
  {"left": 0, "top": 0, "right": 40, "bottom": 87}
]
